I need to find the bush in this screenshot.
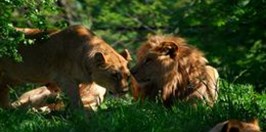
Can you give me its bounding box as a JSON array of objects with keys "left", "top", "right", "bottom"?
[{"left": 0, "top": 0, "right": 62, "bottom": 61}]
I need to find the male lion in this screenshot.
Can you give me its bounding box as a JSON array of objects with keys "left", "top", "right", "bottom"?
[
  {"left": 130, "top": 35, "right": 219, "bottom": 107},
  {"left": 209, "top": 119, "right": 261, "bottom": 132},
  {"left": 0, "top": 25, "right": 131, "bottom": 109},
  {"left": 11, "top": 83, "right": 106, "bottom": 111}
]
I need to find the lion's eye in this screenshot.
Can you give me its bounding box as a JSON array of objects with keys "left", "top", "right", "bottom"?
[{"left": 143, "top": 58, "right": 151, "bottom": 64}]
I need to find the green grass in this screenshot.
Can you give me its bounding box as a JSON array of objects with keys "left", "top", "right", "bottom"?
[{"left": 0, "top": 80, "right": 265, "bottom": 132}]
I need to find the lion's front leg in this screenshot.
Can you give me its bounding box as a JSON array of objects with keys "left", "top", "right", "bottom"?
[{"left": 57, "top": 78, "right": 83, "bottom": 109}]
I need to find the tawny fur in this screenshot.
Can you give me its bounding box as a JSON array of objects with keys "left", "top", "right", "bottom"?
[
  {"left": 11, "top": 85, "right": 60, "bottom": 109},
  {"left": 0, "top": 25, "right": 131, "bottom": 109},
  {"left": 131, "top": 35, "right": 219, "bottom": 106},
  {"left": 79, "top": 83, "right": 106, "bottom": 111},
  {"left": 11, "top": 83, "right": 106, "bottom": 111},
  {"left": 209, "top": 119, "right": 261, "bottom": 132}
]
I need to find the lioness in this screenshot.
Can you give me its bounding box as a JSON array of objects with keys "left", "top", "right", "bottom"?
[
  {"left": 0, "top": 25, "right": 131, "bottom": 109},
  {"left": 209, "top": 119, "right": 261, "bottom": 132},
  {"left": 131, "top": 35, "right": 219, "bottom": 107},
  {"left": 11, "top": 83, "right": 106, "bottom": 111}
]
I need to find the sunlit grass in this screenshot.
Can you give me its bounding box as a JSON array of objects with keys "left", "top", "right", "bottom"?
[{"left": 0, "top": 80, "right": 265, "bottom": 132}]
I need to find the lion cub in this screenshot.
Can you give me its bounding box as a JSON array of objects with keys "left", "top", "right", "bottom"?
[
  {"left": 209, "top": 119, "right": 261, "bottom": 132},
  {"left": 131, "top": 35, "right": 219, "bottom": 107},
  {"left": 12, "top": 83, "right": 106, "bottom": 111}
]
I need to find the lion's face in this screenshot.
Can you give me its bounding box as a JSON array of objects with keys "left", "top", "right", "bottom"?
[
  {"left": 131, "top": 35, "right": 219, "bottom": 107},
  {"left": 92, "top": 50, "right": 131, "bottom": 95},
  {"left": 131, "top": 41, "right": 178, "bottom": 100}
]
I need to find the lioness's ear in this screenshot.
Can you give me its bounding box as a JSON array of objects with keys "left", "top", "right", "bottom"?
[
  {"left": 161, "top": 42, "right": 178, "bottom": 58},
  {"left": 94, "top": 52, "right": 106, "bottom": 66},
  {"left": 120, "top": 49, "right": 132, "bottom": 61}
]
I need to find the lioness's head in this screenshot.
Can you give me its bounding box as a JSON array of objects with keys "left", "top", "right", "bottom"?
[{"left": 91, "top": 49, "right": 131, "bottom": 95}]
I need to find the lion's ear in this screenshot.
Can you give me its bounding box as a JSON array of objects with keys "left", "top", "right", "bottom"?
[
  {"left": 161, "top": 42, "right": 178, "bottom": 58},
  {"left": 94, "top": 52, "right": 106, "bottom": 66},
  {"left": 120, "top": 49, "right": 132, "bottom": 61},
  {"left": 249, "top": 118, "right": 259, "bottom": 126}
]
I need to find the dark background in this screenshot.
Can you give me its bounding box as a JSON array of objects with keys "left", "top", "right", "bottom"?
[{"left": 1, "top": 0, "right": 266, "bottom": 92}]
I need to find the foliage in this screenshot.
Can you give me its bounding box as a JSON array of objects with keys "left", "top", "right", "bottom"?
[
  {"left": 0, "top": 0, "right": 61, "bottom": 61},
  {"left": 0, "top": 0, "right": 266, "bottom": 130},
  {"left": 174, "top": 0, "right": 266, "bottom": 91},
  {"left": 1, "top": 0, "right": 265, "bottom": 90}
]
